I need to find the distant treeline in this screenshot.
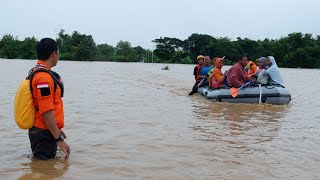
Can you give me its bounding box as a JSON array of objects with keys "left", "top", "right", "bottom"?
[
  {"left": 153, "top": 33, "right": 320, "bottom": 68},
  {"left": 1, "top": 30, "right": 320, "bottom": 68},
  {"left": 0, "top": 30, "right": 150, "bottom": 63}
]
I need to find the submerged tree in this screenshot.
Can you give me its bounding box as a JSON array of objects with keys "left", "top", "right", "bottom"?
[
  {"left": 0, "top": 34, "right": 19, "bottom": 59},
  {"left": 1, "top": 30, "right": 320, "bottom": 68}
]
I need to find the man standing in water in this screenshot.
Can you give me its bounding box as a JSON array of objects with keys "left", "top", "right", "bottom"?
[{"left": 28, "top": 38, "right": 70, "bottom": 160}]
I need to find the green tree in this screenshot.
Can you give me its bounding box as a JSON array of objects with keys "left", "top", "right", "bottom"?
[
  {"left": 235, "top": 37, "right": 261, "bottom": 60},
  {"left": 20, "top": 37, "right": 38, "bottom": 59},
  {"left": 96, "top": 44, "right": 114, "bottom": 61},
  {"left": 74, "top": 35, "right": 96, "bottom": 61},
  {"left": 57, "top": 29, "right": 74, "bottom": 60},
  {"left": 214, "top": 37, "right": 239, "bottom": 62},
  {"left": 184, "top": 34, "right": 216, "bottom": 62},
  {"left": 0, "top": 34, "right": 19, "bottom": 59},
  {"left": 133, "top": 46, "right": 146, "bottom": 62},
  {"left": 152, "top": 37, "right": 178, "bottom": 62},
  {"left": 57, "top": 30, "right": 97, "bottom": 61},
  {"left": 70, "top": 31, "right": 96, "bottom": 61},
  {"left": 271, "top": 32, "right": 316, "bottom": 68},
  {"left": 115, "top": 41, "right": 136, "bottom": 62},
  {"left": 257, "top": 38, "right": 275, "bottom": 57},
  {"left": 2, "top": 30, "right": 320, "bottom": 68}
]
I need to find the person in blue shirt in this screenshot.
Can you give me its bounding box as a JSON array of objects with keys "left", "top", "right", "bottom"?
[
  {"left": 198, "top": 56, "right": 213, "bottom": 80},
  {"left": 189, "top": 55, "right": 213, "bottom": 95}
]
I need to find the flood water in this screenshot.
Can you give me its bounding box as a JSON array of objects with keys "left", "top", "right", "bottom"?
[{"left": 0, "top": 59, "right": 319, "bottom": 179}]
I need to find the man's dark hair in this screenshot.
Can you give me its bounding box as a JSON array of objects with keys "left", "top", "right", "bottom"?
[
  {"left": 36, "top": 38, "right": 58, "bottom": 60},
  {"left": 237, "top": 55, "right": 245, "bottom": 61}
]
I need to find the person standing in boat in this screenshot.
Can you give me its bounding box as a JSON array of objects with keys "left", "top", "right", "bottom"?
[
  {"left": 227, "top": 55, "right": 249, "bottom": 88},
  {"left": 193, "top": 55, "right": 204, "bottom": 81},
  {"left": 259, "top": 56, "right": 284, "bottom": 85},
  {"left": 209, "top": 57, "right": 226, "bottom": 89}
]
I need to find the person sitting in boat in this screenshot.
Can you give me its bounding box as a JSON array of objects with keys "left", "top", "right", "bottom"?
[
  {"left": 198, "top": 56, "right": 213, "bottom": 80},
  {"left": 245, "top": 60, "right": 257, "bottom": 79},
  {"left": 259, "top": 56, "right": 284, "bottom": 85},
  {"left": 253, "top": 57, "right": 269, "bottom": 84},
  {"left": 196, "top": 55, "right": 213, "bottom": 86},
  {"left": 226, "top": 55, "right": 250, "bottom": 88},
  {"left": 193, "top": 55, "right": 204, "bottom": 81},
  {"left": 209, "top": 57, "right": 226, "bottom": 89},
  {"left": 256, "top": 57, "right": 268, "bottom": 70},
  {"left": 207, "top": 57, "right": 218, "bottom": 77},
  {"left": 249, "top": 74, "right": 258, "bottom": 86}
]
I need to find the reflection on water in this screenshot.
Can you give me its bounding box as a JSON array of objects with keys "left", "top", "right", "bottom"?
[
  {"left": 189, "top": 102, "right": 293, "bottom": 179},
  {"left": 191, "top": 101, "right": 286, "bottom": 150},
  {"left": 0, "top": 60, "right": 319, "bottom": 179},
  {"left": 18, "top": 159, "right": 70, "bottom": 180}
]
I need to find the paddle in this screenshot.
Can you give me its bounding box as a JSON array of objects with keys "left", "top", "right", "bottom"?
[
  {"left": 188, "top": 79, "right": 205, "bottom": 95},
  {"left": 230, "top": 82, "right": 250, "bottom": 98}
]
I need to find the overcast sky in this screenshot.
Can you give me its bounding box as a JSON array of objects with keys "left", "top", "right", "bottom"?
[{"left": 1, "top": 0, "right": 319, "bottom": 49}]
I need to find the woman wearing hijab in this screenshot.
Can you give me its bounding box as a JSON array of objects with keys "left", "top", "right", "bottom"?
[
  {"left": 256, "top": 57, "right": 268, "bottom": 70},
  {"left": 256, "top": 56, "right": 284, "bottom": 85},
  {"left": 264, "top": 56, "right": 284, "bottom": 85},
  {"left": 209, "top": 57, "right": 226, "bottom": 89},
  {"left": 253, "top": 57, "right": 269, "bottom": 84}
]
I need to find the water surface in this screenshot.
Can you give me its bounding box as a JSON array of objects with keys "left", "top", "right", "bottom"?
[{"left": 0, "top": 59, "right": 319, "bottom": 179}]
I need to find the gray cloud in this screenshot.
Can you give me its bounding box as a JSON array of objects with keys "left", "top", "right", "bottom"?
[{"left": 1, "top": 0, "right": 319, "bottom": 49}]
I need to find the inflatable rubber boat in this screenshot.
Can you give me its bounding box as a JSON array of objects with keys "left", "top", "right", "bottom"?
[{"left": 197, "top": 85, "right": 291, "bottom": 105}]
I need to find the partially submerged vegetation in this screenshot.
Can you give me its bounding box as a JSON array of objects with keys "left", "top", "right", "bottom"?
[
  {"left": 161, "top": 66, "right": 169, "bottom": 70},
  {"left": 0, "top": 30, "right": 319, "bottom": 68}
]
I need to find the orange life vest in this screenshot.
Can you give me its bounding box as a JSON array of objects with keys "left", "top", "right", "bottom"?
[
  {"left": 245, "top": 61, "right": 257, "bottom": 78},
  {"left": 195, "top": 65, "right": 202, "bottom": 81}
]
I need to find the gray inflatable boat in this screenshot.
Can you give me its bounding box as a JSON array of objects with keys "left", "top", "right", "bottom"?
[{"left": 197, "top": 85, "right": 291, "bottom": 105}]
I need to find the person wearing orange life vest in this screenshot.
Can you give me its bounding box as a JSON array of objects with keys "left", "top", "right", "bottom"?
[
  {"left": 193, "top": 55, "right": 204, "bottom": 81},
  {"left": 245, "top": 60, "right": 257, "bottom": 78},
  {"left": 28, "top": 38, "right": 70, "bottom": 160},
  {"left": 209, "top": 57, "right": 227, "bottom": 89},
  {"left": 189, "top": 55, "right": 205, "bottom": 94}
]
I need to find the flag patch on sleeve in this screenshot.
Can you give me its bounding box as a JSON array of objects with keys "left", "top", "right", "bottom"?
[
  {"left": 37, "top": 82, "right": 50, "bottom": 96},
  {"left": 37, "top": 82, "right": 49, "bottom": 88}
]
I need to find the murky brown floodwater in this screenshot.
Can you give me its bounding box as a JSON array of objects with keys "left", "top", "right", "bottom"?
[{"left": 0, "top": 59, "right": 319, "bottom": 179}]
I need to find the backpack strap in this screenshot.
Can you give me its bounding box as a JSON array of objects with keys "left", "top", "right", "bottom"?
[
  {"left": 27, "top": 68, "right": 64, "bottom": 97},
  {"left": 50, "top": 70, "right": 64, "bottom": 97}
]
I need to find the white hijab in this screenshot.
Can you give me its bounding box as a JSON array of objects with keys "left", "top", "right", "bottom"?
[{"left": 266, "top": 56, "right": 284, "bottom": 85}]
